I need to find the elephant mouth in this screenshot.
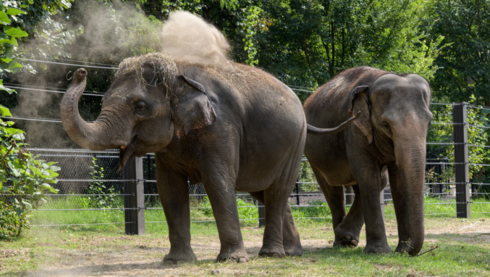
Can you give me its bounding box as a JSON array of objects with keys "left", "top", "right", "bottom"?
[{"left": 118, "top": 136, "right": 138, "bottom": 170}]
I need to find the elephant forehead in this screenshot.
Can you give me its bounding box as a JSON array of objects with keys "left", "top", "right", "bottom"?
[{"left": 116, "top": 53, "right": 178, "bottom": 87}]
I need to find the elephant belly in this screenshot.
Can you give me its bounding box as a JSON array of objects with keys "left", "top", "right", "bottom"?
[
  {"left": 321, "top": 170, "right": 357, "bottom": 187},
  {"left": 306, "top": 140, "right": 356, "bottom": 187}
]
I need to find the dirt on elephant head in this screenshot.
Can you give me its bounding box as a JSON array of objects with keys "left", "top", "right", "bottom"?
[{"left": 116, "top": 53, "right": 178, "bottom": 91}]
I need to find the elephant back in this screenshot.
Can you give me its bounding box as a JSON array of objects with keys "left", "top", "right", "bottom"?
[{"left": 304, "top": 66, "right": 388, "bottom": 122}]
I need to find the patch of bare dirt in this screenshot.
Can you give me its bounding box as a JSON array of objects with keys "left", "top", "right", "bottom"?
[
  {"left": 0, "top": 249, "right": 29, "bottom": 259},
  {"left": 15, "top": 217, "right": 490, "bottom": 276}
]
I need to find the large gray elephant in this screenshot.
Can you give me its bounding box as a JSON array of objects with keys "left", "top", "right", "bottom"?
[
  {"left": 60, "top": 53, "right": 357, "bottom": 263},
  {"left": 304, "top": 66, "right": 432, "bottom": 255}
]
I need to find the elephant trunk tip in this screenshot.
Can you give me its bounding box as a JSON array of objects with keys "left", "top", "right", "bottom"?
[
  {"left": 404, "top": 236, "right": 424, "bottom": 256},
  {"left": 74, "top": 68, "right": 87, "bottom": 81}
]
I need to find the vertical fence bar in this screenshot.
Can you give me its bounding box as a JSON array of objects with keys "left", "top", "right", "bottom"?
[
  {"left": 453, "top": 103, "right": 471, "bottom": 218},
  {"left": 258, "top": 201, "right": 265, "bottom": 227},
  {"left": 380, "top": 188, "right": 385, "bottom": 221},
  {"left": 345, "top": 186, "right": 354, "bottom": 205},
  {"left": 123, "top": 156, "right": 145, "bottom": 235}
]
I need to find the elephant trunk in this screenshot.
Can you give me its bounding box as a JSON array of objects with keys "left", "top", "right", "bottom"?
[
  {"left": 394, "top": 137, "right": 426, "bottom": 255},
  {"left": 60, "top": 68, "right": 119, "bottom": 150}
]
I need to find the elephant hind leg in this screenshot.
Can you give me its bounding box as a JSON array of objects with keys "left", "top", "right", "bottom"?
[
  {"left": 334, "top": 185, "right": 364, "bottom": 248},
  {"left": 282, "top": 202, "right": 303, "bottom": 256},
  {"left": 311, "top": 167, "right": 347, "bottom": 247},
  {"left": 249, "top": 190, "right": 302, "bottom": 257}
]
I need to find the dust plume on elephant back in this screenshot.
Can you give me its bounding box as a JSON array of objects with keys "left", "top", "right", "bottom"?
[{"left": 160, "top": 11, "right": 231, "bottom": 66}]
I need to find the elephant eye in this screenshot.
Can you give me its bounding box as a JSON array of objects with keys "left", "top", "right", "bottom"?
[
  {"left": 383, "top": 122, "right": 392, "bottom": 135},
  {"left": 134, "top": 101, "right": 146, "bottom": 111}
]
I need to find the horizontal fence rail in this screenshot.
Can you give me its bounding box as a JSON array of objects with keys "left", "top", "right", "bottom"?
[{"left": 2, "top": 102, "right": 490, "bottom": 233}]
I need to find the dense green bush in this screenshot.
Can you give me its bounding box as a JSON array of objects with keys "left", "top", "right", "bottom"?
[
  {"left": 0, "top": 105, "right": 59, "bottom": 239},
  {"left": 1, "top": 5, "right": 60, "bottom": 240}
]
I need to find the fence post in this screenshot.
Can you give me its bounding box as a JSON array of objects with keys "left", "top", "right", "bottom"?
[
  {"left": 258, "top": 201, "right": 265, "bottom": 227},
  {"left": 452, "top": 102, "right": 471, "bottom": 218},
  {"left": 123, "top": 156, "right": 145, "bottom": 235},
  {"left": 295, "top": 181, "right": 300, "bottom": 206}
]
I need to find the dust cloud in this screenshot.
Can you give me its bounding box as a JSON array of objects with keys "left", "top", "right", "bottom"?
[
  {"left": 9, "top": 0, "right": 162, "bottom": 148},
  {"left": 161, "top": 11, "right": 231, "bottom": 66}
]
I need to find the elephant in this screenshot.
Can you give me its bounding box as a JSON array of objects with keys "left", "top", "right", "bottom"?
[
  {"left": 303, "top": 66, "right": 432, "bottom": 255},
  {"left": 60, "top": 52, "right": 358, "bottom": 263}
]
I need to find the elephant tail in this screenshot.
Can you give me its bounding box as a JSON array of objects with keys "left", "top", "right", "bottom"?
[{"left": 307, "top": 112, "right": 360, "bottom": 135}]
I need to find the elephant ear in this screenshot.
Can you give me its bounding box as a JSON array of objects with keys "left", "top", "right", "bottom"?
[
  {"left": 171, "top": 75, "right": 217, "bottom": 138},
  {"left": 348, "top": 85, "right": 373, "bottom": 144}
]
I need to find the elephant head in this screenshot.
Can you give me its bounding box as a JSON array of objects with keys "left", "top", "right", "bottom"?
[
  {"left": 349, "top": 74, "right": 432, "bottom": 255},
  {"left": 60, "top": 53, "right": 216, "bottom": 168}
]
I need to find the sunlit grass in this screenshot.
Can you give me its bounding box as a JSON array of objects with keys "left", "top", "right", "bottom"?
[{"left": 27, "top": 196, "right": 490, "bottom": 236}]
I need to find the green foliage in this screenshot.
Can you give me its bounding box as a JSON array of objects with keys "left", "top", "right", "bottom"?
[
  {"left": 428, "top": 0, "right": 490, "bottom": 104},
  {"left": 256, "top": 0, "right": 445, "bottom": 88},
  {"left": 292, "top": 200, "right": 332, "bottom": 222},
  {"left": 0, "top": 105, "right": 60, "bottom": 239},
  {"left": 200, "top": 196, "right": 258, "bottom": 226},
  {"left": 428, "top": 99, "right": 490, "bottom": 179},
  {"left": 241, "top": 6, "right": 261, "bottom": 66},
  {"left": 0, "top": 4, "right": 27, "bottom": 79},
  {"left": 298, "top": 160, "right": 319, "bottom": 192},
  {"left": 85, "top": 157, "right": 117, "bottom": 209},
  {"left": 0, "top": 4, "right": 59, "bottom": 240}
]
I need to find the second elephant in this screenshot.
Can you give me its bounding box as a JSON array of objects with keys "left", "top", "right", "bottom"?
[{"left": 304, "top": 66, "right": 432, "bottom": 255}]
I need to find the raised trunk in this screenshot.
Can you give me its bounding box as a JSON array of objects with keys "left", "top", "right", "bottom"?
[
  {"left": 394, "top": 138, "right": 426, "bottom": 255},
  {"left": 60, "top": 68, "right": 119, "bottom": 150}
]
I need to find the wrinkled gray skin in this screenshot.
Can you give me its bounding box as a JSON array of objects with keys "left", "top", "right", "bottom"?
[
  {"left": 304, "top": 66, "right": 432, "bottom": 256},
  {"left": 60, "top": 53, "right": 357, "bottom": 263}
]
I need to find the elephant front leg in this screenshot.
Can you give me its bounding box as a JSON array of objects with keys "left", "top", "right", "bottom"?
[
  {"left": 202, "top": 176, "right": 249, "bottom": 263},
  {"left": 156, "top": 164, "right": 196, "bottom": 263},
  {"left": 349, "top": 155, "right": 391, "bottom": 254}
]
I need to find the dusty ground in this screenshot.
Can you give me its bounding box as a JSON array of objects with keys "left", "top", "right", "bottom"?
[{"left": 1, "top": 217, "right": 489, "bottom": 276}]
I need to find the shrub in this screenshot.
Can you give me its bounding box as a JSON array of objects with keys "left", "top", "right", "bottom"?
[{"left": 0, "top": 106, "right": 59, "bottom": 240}]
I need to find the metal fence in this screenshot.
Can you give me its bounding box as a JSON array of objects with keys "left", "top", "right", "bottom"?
[{"left": 3, "top": 102, "right": 490, "bottom": 234}]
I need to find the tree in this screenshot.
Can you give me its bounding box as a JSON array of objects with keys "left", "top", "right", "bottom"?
[
  {"left": 255, "top": 0, "right": 444, "bottom": 95},
  {"left": 428, "top": 0, "right": 490, "bottom": 104}
]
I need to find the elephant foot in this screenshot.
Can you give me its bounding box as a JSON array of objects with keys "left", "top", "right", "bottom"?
[
  {"left": 217, "top": 246, "right": 249, "bottom": 263},
  {"left": 163, "top": 249, "right": 197, "bottom": 264},
  {"left": 363, "top": 241, "right": 392, "bottom": 254},
  {"left": 259, "top": 245, "right": 286, "bottom": 258},
  {"left": 284, "top": 241, "right": 303, "bottom": 256},
  {"left": 333, "top": 238, "right": 358, "bottom": 248},
  {"left": 334, "top": 227, "right": 360, "bottom": 248}
]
